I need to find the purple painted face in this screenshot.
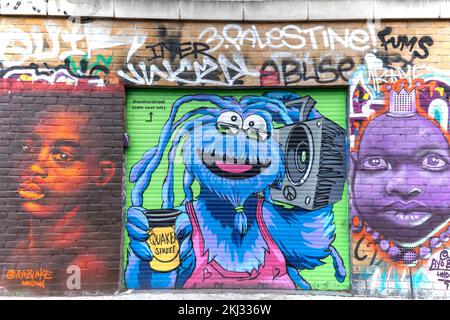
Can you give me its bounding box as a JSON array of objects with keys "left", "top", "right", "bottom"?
[{"left": 352, "top": 113, "right": 450, "bottom": 246}]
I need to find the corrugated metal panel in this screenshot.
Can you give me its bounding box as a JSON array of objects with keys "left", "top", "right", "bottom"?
[{"left": 124, "top": 88, "right": 349, "bottom": 290}]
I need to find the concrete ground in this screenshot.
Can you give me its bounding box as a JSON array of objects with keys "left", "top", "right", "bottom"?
[{"left": 0, "top": 289, "right": 393, "bottom": 300}]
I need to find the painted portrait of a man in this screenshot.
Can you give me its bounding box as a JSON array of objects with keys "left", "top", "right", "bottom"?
[{"left": 0, "top": 82, "right": 124, "bottom": 294}]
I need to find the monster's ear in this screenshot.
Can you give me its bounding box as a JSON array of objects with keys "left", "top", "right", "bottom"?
[
  {"left": 284, "top": 96, "right": 317, "bottom": 121},
  {"left": 263, "top": 91, "right": 300, "bottom": 102}
]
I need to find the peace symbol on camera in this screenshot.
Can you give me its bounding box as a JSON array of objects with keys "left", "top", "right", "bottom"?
[{"left": 283, "top": 186, "right": 297, "bottom": 201}]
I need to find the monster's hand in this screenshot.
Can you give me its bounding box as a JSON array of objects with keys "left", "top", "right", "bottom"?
[
  {"left": 125, "top": 147, "right": 164, "bottom": 288},
  {"left": 124, "top": 206, "right": 156, "bottom": 289},
  {"left": 124, "top": 206, "right": 191, "bottom": 289},
  {"left": 126, "top": 206, "right": 153, "bottom": 262}
]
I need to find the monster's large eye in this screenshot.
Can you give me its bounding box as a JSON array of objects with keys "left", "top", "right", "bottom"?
[
  {"left": 421, "top": 154, "right": 448, "bottom": 171},
  {"left": 243, "top": 115, "right": 269, "bottom": 141},
  {"left": 361, "top": 157, "right": 389, "bottom": 171},
  {"left": 216, "top": 111, "right": 242, "bottom": 135}
]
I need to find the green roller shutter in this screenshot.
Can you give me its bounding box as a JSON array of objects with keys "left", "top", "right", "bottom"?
[{"left": 124, "top": 88, "right": 349, "bottom": 291}]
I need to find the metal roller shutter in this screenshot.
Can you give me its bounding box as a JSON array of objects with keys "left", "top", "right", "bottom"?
[{"left": 124, "top": 88, "right": 349, "bottom": 291}]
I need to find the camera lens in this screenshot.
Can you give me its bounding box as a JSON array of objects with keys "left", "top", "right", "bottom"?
[
  {"left": 295, "top": 142, "right": 309, "bottom": 173},
  {"left": 285, "top": 124, "right": 313, "bottom": 186}
]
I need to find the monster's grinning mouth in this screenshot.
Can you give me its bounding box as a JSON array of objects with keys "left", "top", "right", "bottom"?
[{"left": 199, "top": 150, "right": 271, "bottom": 180}]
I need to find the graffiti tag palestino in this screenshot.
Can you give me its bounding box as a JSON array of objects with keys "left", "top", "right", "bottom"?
[{"left": 125, "top": 92, "right": 347, "bottom": 289}]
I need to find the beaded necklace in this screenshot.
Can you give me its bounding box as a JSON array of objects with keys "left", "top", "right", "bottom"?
[{"left": 352, "top": 214, "right": 450, "bottom": 266}]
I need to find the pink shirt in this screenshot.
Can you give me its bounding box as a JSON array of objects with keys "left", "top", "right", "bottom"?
[{"left": 183, "top": 198, "right": 295, "bottom": 289}]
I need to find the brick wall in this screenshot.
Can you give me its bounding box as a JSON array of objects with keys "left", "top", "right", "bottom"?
[
  {"left": 0, "top": 15, "right": 448, "bottom": 297},
  {"left": 0, "top": 80, "right": 124, "bottom": 294},
  {"left": 0, "top": 18, "right": 446, "bottom": 87}
]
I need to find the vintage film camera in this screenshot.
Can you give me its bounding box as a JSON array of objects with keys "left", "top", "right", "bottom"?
[{"left": 270, "top": 96, "right": 346, "bottom": 211}]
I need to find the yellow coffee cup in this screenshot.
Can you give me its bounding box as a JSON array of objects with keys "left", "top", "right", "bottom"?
[{"left": 145, "top": 209, "right": 181, "bottom": 272}]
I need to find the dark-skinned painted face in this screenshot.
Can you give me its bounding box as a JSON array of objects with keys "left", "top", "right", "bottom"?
[{"left": 352, "top": 113, "right": 450, "bottom": 246}]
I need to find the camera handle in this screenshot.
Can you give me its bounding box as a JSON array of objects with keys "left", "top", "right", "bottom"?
[{"left": 284, "top": 96, "right": 317, "bottom": 122}]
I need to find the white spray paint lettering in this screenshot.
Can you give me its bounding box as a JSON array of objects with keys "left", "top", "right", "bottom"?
[
  {"left": 118, "top": 53, "right": 259, "bottom": 86},
  {"left": 198, "top": 23, "right": 378, "bottom": 53},
  {"left": 0, "top": 24, "right": 125, "bottom": 67}
]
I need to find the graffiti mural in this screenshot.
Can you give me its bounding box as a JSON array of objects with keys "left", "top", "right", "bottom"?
[
  {"left": 377, "top": 26, "right": 433, "bottom": 60},
  {"left": 124, "top": 89, "right": 349, "bottom": 290},
  {"left": 0, "top": 13, "right": 448, "bottom": 298},
  {"left": 197, "top": 23, "right": 378, "bottom": 53},
  {"left": 0, "top": 18, "right": 440, "bottom": 90},
  {"left": 0, "top": 55, "right": 111, "bottom": 85},
  {"left": 349, "top": 76, "right": 450, "bottom": 298},
  {"left": 0, "top": 81, "right": 124, "bottom": 293},
  {"left": 119, "top": 22, "right": 379, "bottom": 87}
]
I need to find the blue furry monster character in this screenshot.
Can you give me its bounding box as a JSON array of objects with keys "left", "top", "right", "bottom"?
[{"left": 125, "top": 91, "right": 346, "bottom": 289}]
